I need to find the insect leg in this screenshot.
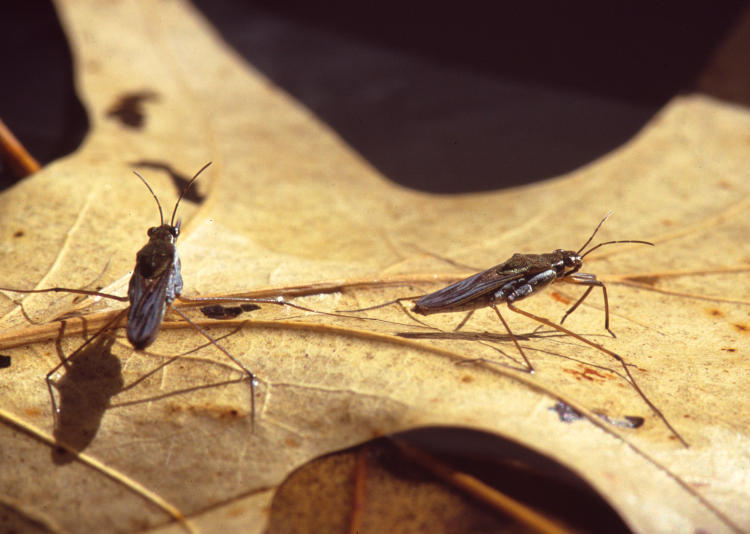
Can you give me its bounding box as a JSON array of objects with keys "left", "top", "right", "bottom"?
[
  {"left": 337, "top": 295, "right": 437, "bottom": 329},
  {"left": 1, "top": 286, "right": 128, "bottom": 326},
  {"left": 559, "top": 286, "right": 594, "bottom": 325},
  {"left": 337, "top": 295, "right": 425, "bottom": 314},
  {"left": 169, "top": 306, "right": 257, "bottom": 430},
  {"left": 506, "top": 301, "right": 687, "bottom": 446},
  {"left": 560, "top": 273, "right": 614, "bottom": 337},
  {"left": 453, "top": 310, "right": 474, "bottom": 332},
  {"left": 184, "top": 294, "right": 438, "bottom": 336},
  {"left": 46, "top": 308, "right": 128, "bottom": 423},
  {"left": 488, "top": 300, "right": 534, "bottom": 372},
  {"left": 181, "top": 294, "right": 347, "bottom": 317},
  {"left": 332, "top": 292, "right": 459, "bottom": 330},
  {"left": 0, "top": 286, "right": 127, "bottom": 301}
]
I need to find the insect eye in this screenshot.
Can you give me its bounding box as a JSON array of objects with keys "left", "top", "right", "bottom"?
[
  {"left": 564, "top": 255, "right": 580, "bottom": 267},
  {"left": 170, "top": 226, "right": 179, "bottom": 238}
]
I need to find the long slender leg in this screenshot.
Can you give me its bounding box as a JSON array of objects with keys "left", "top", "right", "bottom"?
[
  {"left": 342, "top": 293, "right": 489, "bottom": 338},
  {"left": 0, "top": 286, "right": 127, "bottom": 301},
  {"left": 170, "top": 306, "right": 257, "bottom": 429},
  {"left": 489, "top": 301, "right": 534, "bottom": 372},
  {"left": 560, "top": 286, "right": 594, "bottom": 325},
  {"left": 506, "top": 301, "right": 687, "bottom": 447},
  {"left": 181, "top": 294, "right": 366, "bottom": 320},
  {"left": 453, "top": 310, "right": 474, "bottom": 332},
  {"left": 116, "top": 325, "right": 248, "bottom": 401},
  {"left": 1, "top": 286, "right": 129, "bottom": 326},
  {"left": 560, "top": 273, "right": 615, "bottom": 337},
  {"left": 389, "top": 298, "right": 477, "bottom": 332},
  {"left": 335, "top": 295, "right": 425, "bottom": 314},
  {"left": 350, "top": 296, "right": 435, "bottom": 330},
  {"left": 347, "top": 294, "right": 532, "bottom": 370},
  {"left": 185, "top": 294, "right": 442, "bottom": 335},
  {"left": 46, "top": 308, "right": 128, "bottom": 423}
]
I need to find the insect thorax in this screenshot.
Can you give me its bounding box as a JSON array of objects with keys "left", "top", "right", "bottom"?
[
  {"left": 135, "top": 226, "right": 178, "bottom": 279},
  {"left": 549, "top": 249, "right": 582, "bottom": 274}
]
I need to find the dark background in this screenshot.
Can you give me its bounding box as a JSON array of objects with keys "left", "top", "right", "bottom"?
[
  {"left": 0, "top": 4, "right": 747, "bottom": 530},
  {"left": 0, "top": 1, "right": 746, "bottom": 192}
]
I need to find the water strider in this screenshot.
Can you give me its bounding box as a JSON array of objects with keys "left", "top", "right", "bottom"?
[
  {"left": 410, "top": 213, "right": 648, "bottom": 368},
  {"left": 0, "top": 163, "right": 318, "bottom": 427},
  {"left": 347, "top": 214, "right": 687, "bottom": 446}
]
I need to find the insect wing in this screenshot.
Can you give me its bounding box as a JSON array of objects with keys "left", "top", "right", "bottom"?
[
  {"left": 126, "top": 267, "right": 171, "bottom": 349},
  {"left": 415, "top": 268, "right": 526, "bottom": 311}
]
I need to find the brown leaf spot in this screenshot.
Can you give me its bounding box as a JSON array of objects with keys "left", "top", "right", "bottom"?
[
  {"left": 285, "top": 437, "right": 301, "bottom": 448},
  {"left": 24, "top": 407, "right": 42, "bottom": 418},
  {"left": 563, "top": 367, "right": 608, "bottom": 383},
  {"left": 721, "top": 347, "right": 737, "bottom": 352},
  {"left": 12, "top": 230, "right": 24, "bottom": 238},
  {"left": 550, "top": 291, "right": 571, "bottom": 304},
  {"left": 461, "top": 374, "right": 473, "bottom": 383},
  {"left": 732, "top": 323, "right": 749, "bottom": 333},
  {"left": 626, "top": 275, "right": 660, "bottom": 286},
  {"left": 706, "top": 308, "right": 724, "bottom": 318},
  {"left": 168, "top": 403, "right": 247, "bottom": 420}
]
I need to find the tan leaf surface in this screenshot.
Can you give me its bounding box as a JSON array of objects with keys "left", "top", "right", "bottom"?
[{"left": 1, "top": 2, "right": 749, "bottom": 533}]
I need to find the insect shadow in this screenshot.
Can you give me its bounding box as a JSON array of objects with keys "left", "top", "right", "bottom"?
[
  {"left": 49, "top": 322, "right": 252, "bottom": 463},
  {"left": 51, "top": 330, "right": 121, "bottom": 464},
  {"left": 343, "top": 213, "right": 687, "bottom": 446},
  {"left": 0, "top": 162, "right": 323, "bottom": 431}
]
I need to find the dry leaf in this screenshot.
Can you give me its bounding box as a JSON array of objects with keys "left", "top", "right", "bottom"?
[
  {"left": 269, "top": 430, "right": 635, "bottom": 533},
  {"left": 1, "top": 2, "right": 749, "bottom": 533}
]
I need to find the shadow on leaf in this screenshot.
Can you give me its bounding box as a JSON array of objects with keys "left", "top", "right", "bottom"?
[{"left": 51, "top": 334, "right": 123, "bottom": 464}]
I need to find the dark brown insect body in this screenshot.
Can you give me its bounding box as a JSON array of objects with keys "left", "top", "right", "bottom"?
[
  {"left": 0, "top": 163, "right": 262, "bottom": 425},
  {"left": 0, "top": 162, "right": 331, "bottom": 428},
  {"left": 413, "top": 250, "right": 584, "bottom": 316},
  {"left": 127, "top": 222, "right": 183, "bottom": 349},
  {"left": 347, "top": 214, "right": 687, "bottom": 445}
]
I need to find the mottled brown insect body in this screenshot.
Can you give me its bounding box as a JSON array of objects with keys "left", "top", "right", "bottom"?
[
  {"left": 413, "top": 250, "right": 582, "bottom": 316},
  {"left": 401, "top": 215, "right": 686, "bottom": 445},
  {"left": 127, "top": 222, "right": 183, "bottom": 350}
]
